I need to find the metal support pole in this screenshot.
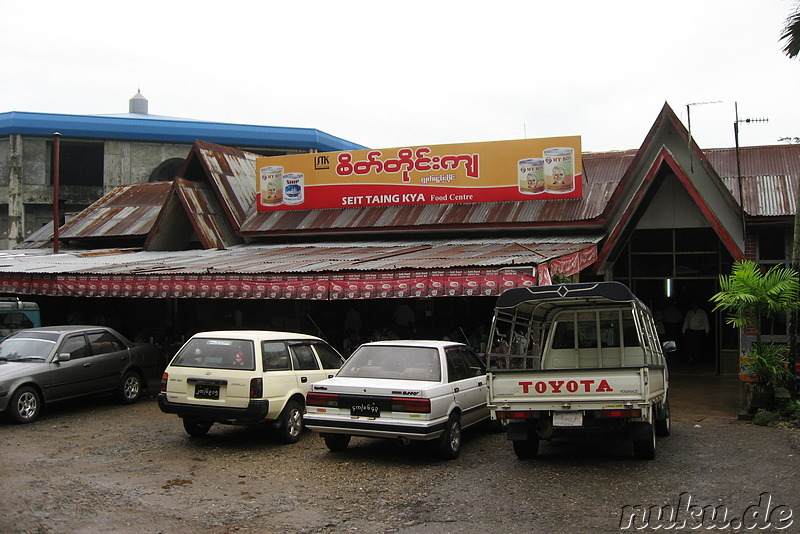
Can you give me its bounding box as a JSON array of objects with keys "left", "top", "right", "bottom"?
[{"left": 53, "top": 132, "right": 61, "bottom": 253}]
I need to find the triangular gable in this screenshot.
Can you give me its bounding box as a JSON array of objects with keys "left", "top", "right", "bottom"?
[
  {"left": 181, "top": 140, "right": 259, "bottom": 231},
  {"left": 595, "top": 103, "right": 745, "bottom": 272},
  {"left": 145, "top": 179, "right": 243, "bottom": 251}
]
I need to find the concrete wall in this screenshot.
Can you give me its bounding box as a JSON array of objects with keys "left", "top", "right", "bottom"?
[{"left": 0, "top": 135, "right": 191, "bottom": 248}]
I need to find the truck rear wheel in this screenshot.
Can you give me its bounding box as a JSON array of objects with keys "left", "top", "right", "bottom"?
[
  {"left": 512, "top": 438, "right": 539, "bottom": 459},
  {"left": 632, "top": 422, "right": 656, "bottom": 460}
]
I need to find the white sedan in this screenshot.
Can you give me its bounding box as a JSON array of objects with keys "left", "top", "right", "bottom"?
[{"left": 304, "top": 340, "right": 490, "bottom": 459}]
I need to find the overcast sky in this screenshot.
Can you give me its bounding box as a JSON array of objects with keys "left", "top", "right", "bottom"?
[{"left": 2, "top": 1, "right": 799, "bottom": 152}]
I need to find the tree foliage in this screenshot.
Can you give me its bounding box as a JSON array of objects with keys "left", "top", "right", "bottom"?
[{"left": 781, "top": 2, "right": 800, "bottom": 59}]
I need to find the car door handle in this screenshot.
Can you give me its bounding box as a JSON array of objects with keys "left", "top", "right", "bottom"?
[
  {"left": 301, "top": 377, "right": 308, "bottom": 383},
  {"left": 83, "top": 362, "right": 91, "bottom": 367},
  {"left": 453, "top": 387, "right": 460, "bottom": 393},
  {"left": 478, "top": 381, "right": 483, "bottom": 386}
]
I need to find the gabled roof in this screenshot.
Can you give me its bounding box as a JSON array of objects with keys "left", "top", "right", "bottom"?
[
  {"left": 59, "top": 182, "right": 172, "bottom": 242},
  {"left": 594, "top": 103, "right": 747, "bottom": 271},
  {"left": 0, "top": 111, "right": 366, "bottom": 152},
  {"left": 145, "top": 179, "right": 243, "bottom": 251}
]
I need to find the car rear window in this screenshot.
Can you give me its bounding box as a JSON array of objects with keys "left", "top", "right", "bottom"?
[
  {"left": 171, "top": 338, "right": 256, "bottom": 370},
  {"left": 338, "top": 346, "right": 440, "bottom": 381}
]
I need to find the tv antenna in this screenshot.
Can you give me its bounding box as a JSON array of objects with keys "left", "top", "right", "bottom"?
[
  {"left": 685, "top": 101, "right": 722, "bottom": 171},
  {"left": 734, "top": 101, "right": 769, "bottom": 239}
]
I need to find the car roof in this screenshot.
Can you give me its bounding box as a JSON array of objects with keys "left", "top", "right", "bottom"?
[
  {"left": 358, "top": 340, "right": 466, "bottom": 349},
  {"left": 11, "top": 325, "right": 109, "bottom": 334},
  {"left": 189, "top": 330, "right": 324, "bottom": 342}
]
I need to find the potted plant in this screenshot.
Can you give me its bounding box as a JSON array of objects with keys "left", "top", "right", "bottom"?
[{"left": 710, "top": 260, "right": 799, "bottom": 410}]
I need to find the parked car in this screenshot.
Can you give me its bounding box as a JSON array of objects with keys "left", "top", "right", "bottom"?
[
  {"left": 0, "top": 326, "right": 162, "bottom": 423},
  {"left": 158, "top": 330, "right": 344, "bottom": 443},
  {"left": 304, "top": 340, "right": 490, "bottom": 459}
]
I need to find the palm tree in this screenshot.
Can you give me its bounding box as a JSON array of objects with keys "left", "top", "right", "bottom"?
[
  {"left": 711, "top": 260, "right": 799, "bottom": 346},
  {"left": 781, "top": 2, "right": 800, "bottom": 59}
]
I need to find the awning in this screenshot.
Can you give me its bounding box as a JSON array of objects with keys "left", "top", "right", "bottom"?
[{"left": 0, "top": 237, "right": 600, "bottom": 299}]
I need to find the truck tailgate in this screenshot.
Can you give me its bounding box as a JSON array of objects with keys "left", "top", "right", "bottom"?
[{"left": 489, "top": 367, "right": 664, "bottom": 410}]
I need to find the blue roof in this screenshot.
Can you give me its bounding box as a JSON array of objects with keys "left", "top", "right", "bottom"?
[{"left": 0, "top": 111, "right": 367, "bottom": 152}]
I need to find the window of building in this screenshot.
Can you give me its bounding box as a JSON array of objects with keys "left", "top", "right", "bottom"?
[{"left": 49, "top": 140, "right": 104, "bottom": 186}]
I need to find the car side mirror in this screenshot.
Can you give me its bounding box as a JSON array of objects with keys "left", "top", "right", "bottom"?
[
  {"left": 662, "top": 340, "right": 677, "bottom": 353},
  {"left": 56, "top": 353, "right": 72, "bottom": 362}
]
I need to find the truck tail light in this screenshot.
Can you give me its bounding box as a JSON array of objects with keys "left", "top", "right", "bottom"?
[
  {"left": 249, "top": 377, "right": 263, "bottom": 398},
  {"left": 307, "top": 392, "right": 339, "bottom": 407},
  {"left": 160, "top": 372, "right": 168, "bottom": 392},
  {"left": 600, "top": 409, "right": 642, "bottom": 418},
  {"left": 391, "top": 397, "right": 431, "bottom": 413},
  {"left": 496, "top": 411, "right": 535, "bottom": 419}
]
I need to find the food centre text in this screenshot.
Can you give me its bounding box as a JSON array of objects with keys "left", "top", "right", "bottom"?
[{"left": 256, "top": 136, "right": 583, "bottom": 212}]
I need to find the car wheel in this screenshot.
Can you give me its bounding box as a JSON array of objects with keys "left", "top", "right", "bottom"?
[
  {"left": 512, "top": 438, "right": 539, "bottom": 459},
  {"left": 323, "top": 434, "right": 351, "bottom": 452},
  {"left": 8, "top": 386, "right": 41, "bottom": 424},
  {"left": 655, "top": 399, "right": 671, "bottom": 437},
  {"left": 117, "top": 370, "right": 142, "bottom": 404},
  {"left": 183, "top": 418, "right": 212, "bottom": 437},
  {"left": 277, "top": 400, "right": 304, "bottom": 444},
  {"left": 437, "top": 413, "right": 462, "bottom": 460},
  {"left": 632, "top": 422, "right": 657, "bottom": 460}
]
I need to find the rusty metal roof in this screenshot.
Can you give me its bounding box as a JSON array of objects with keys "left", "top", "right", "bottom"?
[
  {"left": 0, "top": 236, "right": 602, "bottom": 276},
  {"left": 707, "top": 144, "right": 800, "bottom": 217},
  {"left": 58, "top": 182, "right": 172, "bottom": 240}
]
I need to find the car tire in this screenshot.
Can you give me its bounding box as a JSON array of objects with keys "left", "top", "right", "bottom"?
[
  {"left": 277, "top": 400, "right": 304, "bottom": 444},
  {"left": 632, "top": 422, "right": 657, "bottom": 460},
  {"left": 117, "top": 370, "right": 142, "bottom": 404},
  {"left": 183, "top": 418, "right": 212, "bottom": 437},
  {"left": 8, "top": 386, "right": 41, "bottom": 424},
  {"left": 655, "top": 399, "right": 671, "bottom": 437},
  {"left": 512, "top": 438, "right": 539, "bottom": 459},
  {"left": 323, "top": 434, "right": 351, "bottom": 452},
  {"left": 437, "top": 413, "right": 462, "bottom": 460}
]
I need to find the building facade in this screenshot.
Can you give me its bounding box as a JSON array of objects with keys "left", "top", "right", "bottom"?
[{"left": 0, "top": 92, "right": 365, "bottom": 249}]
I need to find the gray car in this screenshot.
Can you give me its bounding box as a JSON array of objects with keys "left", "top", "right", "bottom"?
[{"left": 0, "top": 326, "right": 162, "bottom": 423}]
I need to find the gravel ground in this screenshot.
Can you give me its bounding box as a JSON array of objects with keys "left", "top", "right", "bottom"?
[{"left": 1, "top": 394, "right": 798, "bottom": 534}]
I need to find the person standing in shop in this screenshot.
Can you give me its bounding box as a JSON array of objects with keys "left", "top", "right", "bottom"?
[{"left": 682, "top": 300, "right": 710, "bottom": 365}]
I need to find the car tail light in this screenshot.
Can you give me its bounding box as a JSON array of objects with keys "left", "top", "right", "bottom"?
[
  {"left": 307, "top": 392, "right": 339, "bottom": 407},
  {"left": 160, "top": 372, "right": 168, "bottom": 392},
  {"left": 249, "top": 377, "right": 263, "bottom": 398},
  {"left": 391, "top": 397, "right": 431, "bottom": 413},
  {"left": 496, "top": 411, "right": 535, "bottom": 419},
  {"left": 600, "top": 409, "right": 642, "bottom": 418}
]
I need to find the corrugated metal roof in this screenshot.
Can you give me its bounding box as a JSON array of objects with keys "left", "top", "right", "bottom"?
[
  {"left": 194, "top": 141, "right": 258, "bottom": 230},
  {"left": 58, "top": 182, "right": 171, "bottom": 239},
  {"left": 0, "top": 111, "right": 366, "bottom": 152},
  {"left": 0, "top": 236, "right": 602, "bottom": 276},
  {"left": 707, "top": 144, "right": 800, "bottom": 217}
]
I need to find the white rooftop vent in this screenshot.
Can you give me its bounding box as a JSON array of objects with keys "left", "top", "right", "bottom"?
[{"left": 129, "top": 90, "right": 148, "bottom": 114}]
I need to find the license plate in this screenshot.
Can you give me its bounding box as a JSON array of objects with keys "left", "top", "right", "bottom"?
[
  {"left": 195, "top": 385, "right": 219, "bottom": 400},
  {"left": 553, "top": 411, "right": 582, "bottom": 427},
  {"left": 350, "top": 402, "right": 380, "bottom": 417}
]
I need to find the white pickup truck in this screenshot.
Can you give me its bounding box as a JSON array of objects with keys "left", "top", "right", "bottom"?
[{"left": 485, "top": 282, "right": 674, "bottom": 460}]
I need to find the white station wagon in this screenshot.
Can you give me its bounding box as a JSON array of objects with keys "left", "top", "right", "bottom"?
[
  {"left": 304, "top": 340, "right": 490, "bottom": 459},
  {"left": 158, "top": 330, "right": 344, "bottom": 443}
]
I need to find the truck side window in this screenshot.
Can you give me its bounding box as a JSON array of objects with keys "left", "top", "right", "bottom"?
[
  {"left": 577, "top": 312, "right": 597, "bottom": 348},
  {"left": 552, "top": 320, "right": 575, "bottom": 349},
  {"left": 622, "top": 317, "right": 640, "bottom": 347}
]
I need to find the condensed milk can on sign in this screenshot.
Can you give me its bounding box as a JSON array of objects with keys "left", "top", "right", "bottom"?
[
  {"left": 518, "top": 158, "right": 545, "bottom": 194},
  {"left": 543, "top": 147, "right": 575, "bottom": 193},
  {"left": 282, "top": 173, "right": 304, "bottom": 205},
  {"left": 259, "top": 166, "right": 283, "bottom": 205}
]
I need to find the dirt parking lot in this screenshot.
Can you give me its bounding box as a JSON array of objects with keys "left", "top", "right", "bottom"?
[{"left": 1, "top": 387, "right": 799, "bottom": 534}]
